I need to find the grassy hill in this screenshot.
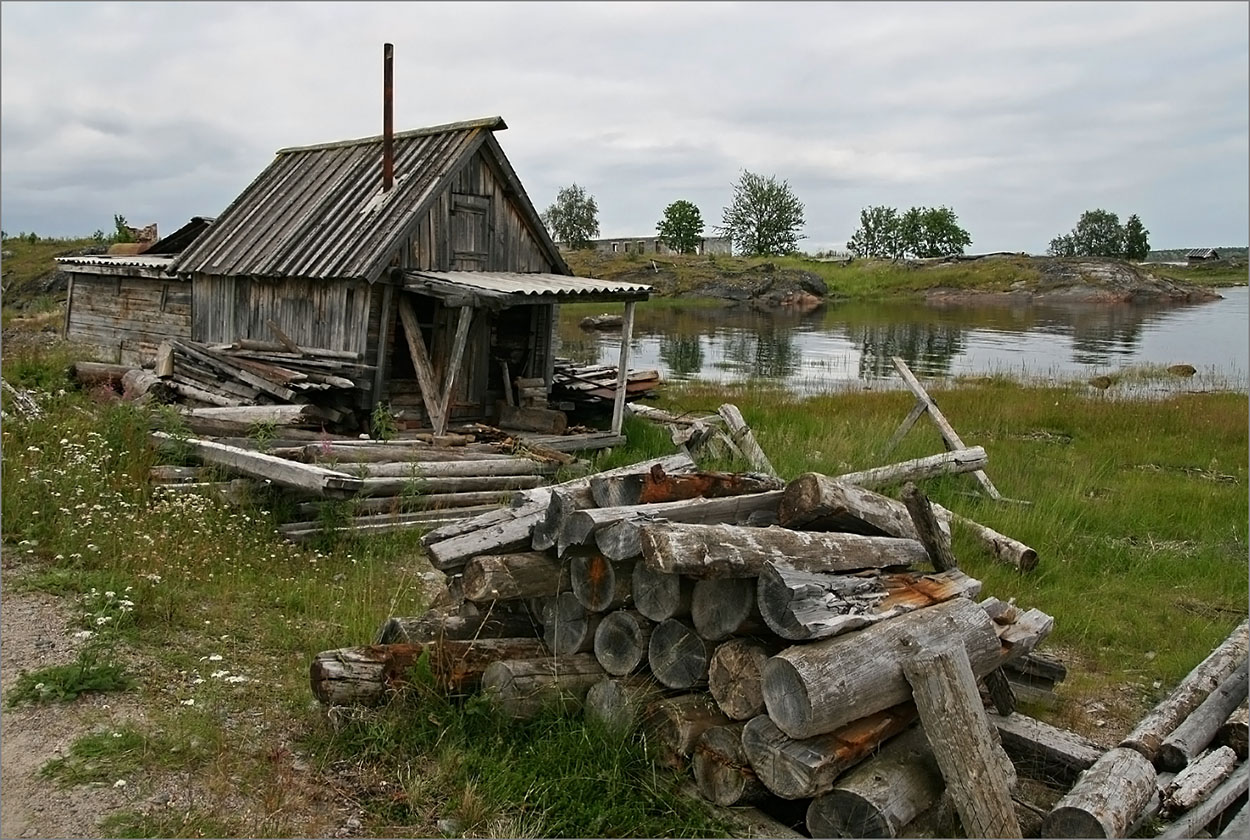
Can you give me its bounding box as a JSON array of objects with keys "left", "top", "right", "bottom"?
[{"left": 1, "top": 234, "right": 101, "bottom": 313}]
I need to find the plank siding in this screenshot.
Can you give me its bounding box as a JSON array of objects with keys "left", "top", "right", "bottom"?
[{"left": 66, "top": 274, "right": 191, "bottom": 364}]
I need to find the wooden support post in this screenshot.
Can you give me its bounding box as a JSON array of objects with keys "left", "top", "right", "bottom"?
[
  {"left": 718, "top": 404, "right": 777, "bottom": 477},
  {"left": 398, "top": 296, "right": 445, "bottom": 434},
  {"left": 903, "top": 643, "right": 1022, "bottom": 839},
  {"left": 436, "top": 305, "right": 474, "bottom": 436},
  {"left": 901, "top": 481, "right": 959, "bottom": 571},
  {"left": 371, "top": 282, "right": 395, "bottom": 410},
  {"left": 890, "top": 356, "right": 1003, "bottom": 499},
  {"left": 610, "top": 300, "right": 636, "bottom": 437}
]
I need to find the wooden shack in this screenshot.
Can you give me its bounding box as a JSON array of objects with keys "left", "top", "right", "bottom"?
[{"left": 61, "top": 116, "right": 650, "bottom": 434}]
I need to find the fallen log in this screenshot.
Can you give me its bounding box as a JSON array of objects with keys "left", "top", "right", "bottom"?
[
  {"left": 1042, "top": 747, "right": 1157, "bottom": 838},
  {"left": 70, "top": 360, "right": 132, "bottom": 390},
  {"left": 593, "top": 610, "right": 654, "bottom": 676},
  {"left": 902, "top": 643, "right": 1021, "bottom": 839},
  {"left": 122, "top": 368, "right": 173, "bottom": 401},
  {"left": 181, "top": 404, "right": 320, "bottom": 425},
  {"left": 1161, "top": 745, "right": 1238, "bottom": 815},
  {"left": 589, "top": 467, "right": 782, "bottom": 508},
  {"left": 805, "top": 726, "right": 944, "bottom": 839},
  {"left": 1158, "top": 763, "right": 1248, "bottom": 838},
  {"left": 560, "top": 492, "right": 784, "bottom": 557},
  {"left": 901, "top": 481, "right": 959, "bottom": 572},
  {"left": 432, "top": 637, "right": 551, "bottom": 694},
  {"left": 642, "top": 693, "right": 732, "bottom": 770},
  {"left": 756, "top": 565, "right": 982, "bottom": 642},
  {"left": 298, "top": 443, "right": 512, "bottom": 464},
  {"left": 834, "top": 447, "right": 988, "bottom": 491},
  {"left": 946, "top": 510, "right": 1039, "bottom": 572},
  {"left": 541, "top": 592, "right": 602, "bottom": 656},
  {"left": 631, "top": 562, "right": 694, "bottom": 622},
  {"left": 740, "top": 705, "right": 918, "bottom": 800},
  {"left": 649, "top": 618, "right": 712, "bottom": 690},
  {"left": 691, "top": 577, "right": 767, "bottom": 641},
  {"left": 779, "top": 472, "right": 945, "bottom": 539},
  {"left": 425, "top": 508, "right": 546, "bottom": 570},
  {"left": 640, "top": 522, "right": 927, "bottom": 579},
  {"left": 150, "top": 431, "right": 361, "bottom": 498},
  {"left": 584, "top": 676, "right": 667, "bottom": 734},
  {"left": 1120, "top": 619, "right": 1249, "bottom": 762},
  {"left": 569, "top": 552, "right": 632, "bottom": 612},
  {"left": 694, "top": 722, "right": 768, "bottom": 806},
  {"left": 1157, "top": 657, "right": 1249, "bottom": 772},
  {"left": 462, "top": 552, "right": 568, "bottom": 603},
  {"left": 988, "top": 712, "right": 1102, "bottom": 787},
  {"left": 356, "top": 473, "right": 546, "bottom": 497},
  {"left": 532, "top": 486, "right": 595, "bottom": 552},
  {"left": 356, "top": 459, "right": 559, "bottom": 478},
  {"left": 309, "top": 643, "right": 424, "bottom": 706},
  {"left": 708, "top": 638, "right": 783, "bottom": 721},
  {"left": 1216, "top": 702, "right": 1249, "bottom": 759},
  {"left": 480, "top": 655, "right": 605, "bottom": 719},
  {"left": 762, "top": 597, "right": 1003, "bottom": 739}
]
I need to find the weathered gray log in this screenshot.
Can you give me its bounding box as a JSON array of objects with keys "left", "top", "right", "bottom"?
[
  {"left": 693, "top": 722, "right": 769, "bottom": 806},
  {"left": 356, "top": 473, "right": 545, "bottom": 497},
  {"left": 900, "top": 481, "right": 959, "bottom": 572},
  {"left": 150, "top": 431, "right": 361, "bottom": 498},
  {"left": 298, "top": 491, "right": 521, "bottom": 517},
  {"left": 805, "top": 727, "right": 945, "bottom": 838},
  {"left": 642, "top": 694, "right": 733, "bottom": 770},
  {"left": 425, "top": 508, "right": 546, "bottom": 570},
  {"left": 480, "top": 655, "right": 605, "bottom": 719},
  {"left": 708, "top": 638, "right": 783, "bottom": 721},
  {"left": 280, "top": 507, "right": 498, "bottom": 542},
  {"left": 299, "top": 442, "right": 514, "bottom": 464},
  {"left": 1042, "top": 747, "right": 1157, "bottom": 838},
  {"left": 309, "top": 643, "right": 424, "bottom": 706},
  {"left": 356, "top": 459, "right": 558, "bottom": 478},
  {"left": 375, "top": 602, "right": 542, "bottom": 644},
  {"left": 984, "top": 667, "right": 1017, "bottom": 715},
  {"left": 1217, "top": 798, "right": 1250, "bottom": 839},
  {"left": 584, "top": 675, "right": 666, "bottom": 734},
  {"left": 1159, "top": 762, "right": 1248, "bottom": 838},
  {"left": 762, "top": 597, "right": 1003, "bottom": 739},
  {"left": 649, "top": 618, "right": 712, "bottom": 689},
  {"left": 1216, "top": 702, "right": 1249, "bottom": 758},
  {"left": 691, "top": 578, "right": 767, "bottom": 641},
  {"left": 122, "top": 368, "right": 173, "bottom": 401},
  {"left": 593, "top": 610, "right": 654, "bottom": 676},
  {"left": 1158, "top": 658, "right": 1250, "bottom": 772},
  {"left": 779, "top": 473, "right": 948, "bottom": 539},
  {"left": 532, "top": 486, "right": 595, "bottom": 552},
  {"left": 1162, "top": 745, "right": 1238, "bottom": 815},
  {"left": 756, "top": 565, "right": 982, "bottom": 642},
  {"left": 718, "top": 404, "right": 777, "bottom": 477},
  {"left": 641, "top": 522, "right": 927, "bottom": 580},
  {"left": 834, "top": 447, "right": 988, "bottom": 491},
  {"left": 560, "top": 492, "right": 784, "bottom": 557},
  {"left": 569, "top": 552, "right": 632, "bottom": 612},
  {"left": 1120, "top": 619, "right": 1249, "bottom": 761},
  {"left": 631, "top": 563, "right": 694, "bottom": 622},
  {"left": 461, "top": 552, "right": 569, "bottom": 603},
  {"left": 541, "top": 592, "right": 603, "bottom": 656},
  {"left": 71, "top": 360, "right": 132, "bottom": 389},
  {"left": 946, "top": 510, "right": 1039, "bottom": 572},
  {"left": 431, "top": 637, "right": 551, "bottom": 694},
  {"left": 903, "top": 643, "right": 1021, "bottom": 839},
  {"left": 741, "top": 705, "right": 918, "bottom": 800},
  {"left": 422, "top": 496, "right": 546, "bottom": 547},
  {"left": 988, "top": 712, "right": 1102, "bottom": 788},
  {"left": 180, "top": 404, "right": 319, "bottom": 425},
  {"left": 498, "top": 403, "right": 567, "bottom": 434},
  {"left": 677, "top": 781, "right": 806, "bottom": 840},
  {"left": 590, "top": 467, "right": 783, "bottom": 508},
  {"left": 1002, "top": 650, "right": 1068, "bottom": 685}
]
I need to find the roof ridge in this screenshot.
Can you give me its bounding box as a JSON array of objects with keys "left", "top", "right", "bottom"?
[{"left": 275, "top": 116, "right": 506, "bottom": 155}]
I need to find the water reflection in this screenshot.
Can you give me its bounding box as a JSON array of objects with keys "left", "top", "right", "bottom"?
[{"left": 556, "top": 287, "right": 1248, "bottom": 392}]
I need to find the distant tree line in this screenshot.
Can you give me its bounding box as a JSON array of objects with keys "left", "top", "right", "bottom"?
[
  {"left": 846, "top": 205, "right": 972, "bottom": 259},
  {"left": 1048, "top": 210, "right": 1149, "bottom": 260}
]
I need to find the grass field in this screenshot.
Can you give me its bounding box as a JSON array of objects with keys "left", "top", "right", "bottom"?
[{"left": 2, "top": 329, "right": 1246, "bottom": 836}]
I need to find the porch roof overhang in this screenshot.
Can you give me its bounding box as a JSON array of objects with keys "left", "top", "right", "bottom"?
[{"left": 402, "top": 270, "right": 651, "bottom": 309}]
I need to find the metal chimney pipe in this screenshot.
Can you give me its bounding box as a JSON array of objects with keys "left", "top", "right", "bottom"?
[{"left": 383, "top": 42, "right": 394, "bottom": 192}]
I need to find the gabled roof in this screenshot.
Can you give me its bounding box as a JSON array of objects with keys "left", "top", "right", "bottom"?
[
  {"left": 173, "top": 117, "right": 567, "bottom": 282},
  {"left": 1187, "top": 248, "right": 1220, "bottom": 259},
  {"left": 147, "top": 216, "right": 215, "bottom": 255}
]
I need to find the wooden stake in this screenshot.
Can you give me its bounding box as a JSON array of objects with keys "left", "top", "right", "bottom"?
[{"left": 610, "top": 300, "right": 636, "bottom": 436}]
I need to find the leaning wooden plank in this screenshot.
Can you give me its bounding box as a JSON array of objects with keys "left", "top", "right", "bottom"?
[
  {"left": 1217, "top": 799, "right": 1250, "bottom": 839},
  {"left": 901, "top": 481, "right": 960, "bottom": 571},
  {"left": 640, "top": 522, "right": 927, "bottom": 579},
  {"left": 1120, "top": 619, "right": 1249, "bottom": 762},
  {"left": 718, "top": 403, "right": 777, "bottom": 477},
  {"left": 150, "top": 432, "right": 361, "bottom": 498},
  {"left": 756, "top": 565, "right": 982, "bottom": 642},
  {"left": 835, "top": 446, "right": 988, "bottom": 491},
  {"left": 891, "top": 355, "right": 1002, "bottom": 499},
  {"left": 1042, "top": 747, "right": 1157, "bottom": 838},
  {"left": 779, "top": 472, "right": 948, "bottom": 540},
  {"left": 397, "top": 297, "right": 446, "bottom": 436},
  {"left": 1157, "top": 657, "right": 1250, "bottom": 772},
  {"left": 805, "top": 726, "right": 944, "bottom": 838},
  {"left": 761, "top": 597, "right": 1003, "bottom": 739},
  {"left": 562, "top": 492, "right": 784, "bottom": 557},
  {"left": 988, "top": 712, "right": 1102, "bottom": 788},
  {"left": 903, "top": 643, "right": 1021, "bottom": 839},
  {"left": 1158, "top": 763, "right": 1248, "bottom": 838}
]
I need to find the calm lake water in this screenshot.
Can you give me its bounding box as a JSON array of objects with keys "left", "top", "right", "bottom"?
[{"left": 557, "top": 286, "right": 1249, "bottom": 394}]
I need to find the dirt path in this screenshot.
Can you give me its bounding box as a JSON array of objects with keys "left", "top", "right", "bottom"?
[{"left": 0, "top": 554, "right": 145, "bottom": 838}]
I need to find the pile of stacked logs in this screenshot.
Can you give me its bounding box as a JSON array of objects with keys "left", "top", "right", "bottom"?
[{"left": 311, "top": 452, "right": 1101, "bottom": 837}]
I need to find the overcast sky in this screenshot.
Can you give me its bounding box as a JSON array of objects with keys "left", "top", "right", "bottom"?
[{"left": 2, "top": 1, "right": 1246, "bottom": 253}]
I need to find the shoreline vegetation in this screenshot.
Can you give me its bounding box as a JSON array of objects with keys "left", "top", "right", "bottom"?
[{"left": 2, "top": 321, "right": 1247, "bottom": 836}]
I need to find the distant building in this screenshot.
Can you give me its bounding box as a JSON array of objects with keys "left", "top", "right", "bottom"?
[
  {"left": 562, "top": 235, "right": 733, "bottom": 257},
  {"left": 1187, "top": 248, "right": 1220, "bottom": 263}
]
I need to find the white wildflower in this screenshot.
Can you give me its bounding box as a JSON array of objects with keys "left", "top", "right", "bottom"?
[
  {"left": 180, "top": 698, "right": 195, "bottom": 706},
  {"left": 113, "top": 779, "right": 127, "bottom": 788}
]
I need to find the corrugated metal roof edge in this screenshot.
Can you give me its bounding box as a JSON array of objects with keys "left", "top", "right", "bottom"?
[
  {"left": 407, "top": 270, "right": 652, "bottom": 295},
  {"left": 276, "top": 116, "right": 507, "bottom": 155}
]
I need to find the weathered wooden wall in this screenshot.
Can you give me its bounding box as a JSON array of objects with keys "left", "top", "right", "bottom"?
[
  {"left": 191, "top": 275, "right": 372, "bottom": 357},
  {"left": 66, "top": 274, "right": 191, "bottom": 365}
]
